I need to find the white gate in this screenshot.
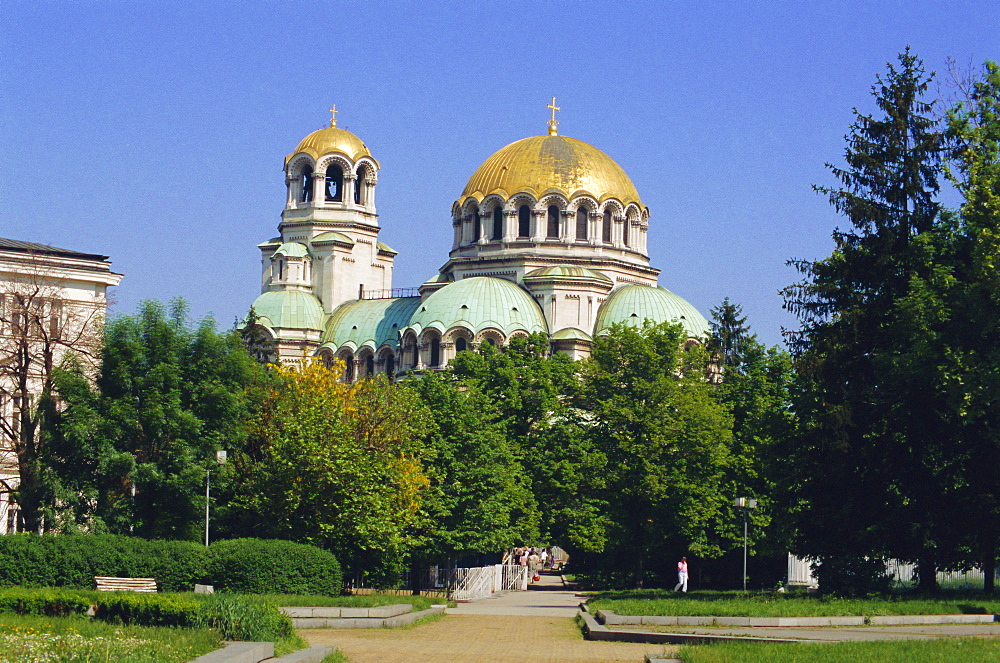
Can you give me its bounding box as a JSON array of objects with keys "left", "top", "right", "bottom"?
[{"left": 448, "top": 564, "right": 529, "bottom": 601}]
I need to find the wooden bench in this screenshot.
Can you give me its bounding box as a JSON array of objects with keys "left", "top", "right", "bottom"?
[{"left": 94, "top": 576, "right": 157, "bottom": 592}]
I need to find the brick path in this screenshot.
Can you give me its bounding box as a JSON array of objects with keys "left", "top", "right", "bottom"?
[{"left": 301, "top": 613, "right": 677, "bottom": 662}]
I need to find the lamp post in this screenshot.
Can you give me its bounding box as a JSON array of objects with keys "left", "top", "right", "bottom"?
[
  {"left": 205, "top": 450, "right": 227, "bottom": 546},
  {"left": 734, "top": 497, "right": 757, "bottom": 592}
]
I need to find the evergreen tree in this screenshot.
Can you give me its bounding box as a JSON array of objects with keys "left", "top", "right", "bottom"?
[{"left": 781, "top": 49, "right": 948, "bottom": 590}]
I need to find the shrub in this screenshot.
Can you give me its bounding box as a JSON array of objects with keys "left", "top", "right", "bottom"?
[
  {"left": 95, "top": 592, "right": 202, "bottom": 627},
  {"left": 0, "top": 534, "right": 207, "bottom": 592},
  {"left": 812, "top": 556, "right": 893, "bottom": 596},
  {"left": 207, "top": 539, "right": 342, "bottom": 596},
  {"left": 190, "top": 594, "right": 293, "bottom": 641},
  {"left": 0, "top": 587, "right": 93, "bottom": 617}
]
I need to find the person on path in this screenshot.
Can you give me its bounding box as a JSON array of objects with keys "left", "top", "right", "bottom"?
[{"left": 674, "top": 556, "right": 688, "bottom": 592}]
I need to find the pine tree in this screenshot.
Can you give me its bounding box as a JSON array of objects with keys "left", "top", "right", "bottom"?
[{"left": 782, "top": 49, "right": 948, "bottom": 591}]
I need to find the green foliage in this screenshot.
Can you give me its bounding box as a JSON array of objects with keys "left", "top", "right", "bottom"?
[
  {"left": 577, "top": 320, "right": 735, "bottom": 584},
  {"left": 782, "top": 50, "right": 953, "bottom": 588},
  {"left": 0, "top": 534, "right": 207, "bottom": 592},
  {"left": 188, "top": 593, "right": 293, "bottom": 642},
  {"left": 206, "top": 538, "right": 342, "bottom": 596},
  {"left": 95, "top": 592, "right": 202, "bottom": 627},
  {"left": 409, "top": 370, "right": 539, "bottom": 562},
  {"left": 0, "top": 588, "right": 92, "bottom": 617},
  {"left": 810, "top": 557, "right": 893, "bottom": 596},
  {"left": 47, "top": 298, "right": 266, "bottom": 539},
  {"left": 679, "top": 640, "right": 1000, "bottom": 663}
]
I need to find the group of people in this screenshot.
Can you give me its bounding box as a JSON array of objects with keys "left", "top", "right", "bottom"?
[{"left": 514, "top": 546, "right": 549, "bottom": 574}]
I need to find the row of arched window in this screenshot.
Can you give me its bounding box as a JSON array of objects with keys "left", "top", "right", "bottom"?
[
  {"left": 327, "top": 335, "right": 490, "bottom": 382},
  {"left": 466, "top": 205, "right": 634, "bottom": 246},
  {"left": 298, "top": 164, "right": 370, "bottom": 205}
]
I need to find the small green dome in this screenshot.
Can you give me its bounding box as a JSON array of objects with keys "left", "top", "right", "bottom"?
[
  {"left": 322, "top": 297, "right": 422, "bottom": 350},
  {"left": 594, "top": 285, "right": 709, "bottom": 339},
  {"left": 551, "top": 327, "right": 593, "bottom": 341},
  {"left": 251, "top": 290, "right": 325, "bottom": 330},
  {"left": 273, "top": 242, "right": 310, "bottom": 257},
  {"left": 406, "top": 276, "right": 547, "bottom": 337},
  {"left": 310, "top": 232, "right": 354, "bottom": 246}
]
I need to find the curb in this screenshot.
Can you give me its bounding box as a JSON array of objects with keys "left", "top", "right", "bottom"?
[
  {"left": 272, "top": 645, "right": 334, "bottom": 662},
  {"left": 595, "top": 609, "right": 998, "bottom": 628},
  {"left": 190, "top": 641, "right": 274, "bottom": 663},
  {"left": 579, "top": 610, "right": 825, "bottom": 645},
  {"left": 292, "top": 605, "right": 445, "bottom": 629}
]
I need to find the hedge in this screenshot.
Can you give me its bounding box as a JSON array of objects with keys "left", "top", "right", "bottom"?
[{"left": 206, "top": 538, "right": 342, "bottom": 596}]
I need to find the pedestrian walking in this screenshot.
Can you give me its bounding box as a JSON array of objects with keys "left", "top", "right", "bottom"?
[{"left": 673, "top": 556, "right": 688, "bottom": 592}]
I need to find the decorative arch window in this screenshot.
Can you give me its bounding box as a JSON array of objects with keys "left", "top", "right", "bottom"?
[
  {"left": 385, "top": 353, "right": 395, "bottom": 376},
  {"left": 325, "top": 165, "right": 344, "bottom": 201},
  {"left": 518, "top": 205, "right": 531, "bottom": 238},
  {"left": 301, "top": 166, "right": 314, "bottom": 203},
  {"left": 365, "top": 355, "right": 374, "bottom": 376},
  {"left": 430, "top": 338, "right": 441, "bottom": 367},
  {"left": 492, "top": 207, "right": 503, "bottom": 240},
  {"left": 547, "top": 205, "right": 560, "bottom": 239},
  {"left": 456, "top": 337, "right": 467, "bottom": 353},
  {"left": 355, "top": 166, "right": 366, "bottom": 204},
  {"left": 623, "top": 217, "right": 630, "bottom": 246},
  {"left": 602, "top": 210, "right": 613, "bottom": 242},
  {"left": 473, "top": 210, "right": 481, "bottom": 241},
  {"left": 576, "top": 208, "right": 588, "bottom": 240}
]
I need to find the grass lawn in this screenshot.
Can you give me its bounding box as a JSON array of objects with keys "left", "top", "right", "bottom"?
[
  {"left": 679, "top": 638, "right": 1000, "bottom": 662},
  {"left": 263, "top": 593, "right": 440, "bottom": 610},
  {"left": 588, "top": 590, "right": 1000, "bottom": 617},
  {"left": 0, "top": 613, "right": 221, "bottom": 663}
]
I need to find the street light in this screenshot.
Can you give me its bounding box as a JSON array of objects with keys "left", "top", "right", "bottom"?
[
  {"left": 205, "top": 450, "right": 227, "bottom": 547},
  {"left": 734, "top": 497, "right": 758, "bottom": 592}
]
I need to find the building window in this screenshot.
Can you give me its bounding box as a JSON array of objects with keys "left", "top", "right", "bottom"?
[
  {"left": 576, "top": 208, "right": 588, "bottom": 240},
  {"left": 344, "top": 355, "right": 355, "bottom": 382},
  {"left": 355, "top": 166, "right": 366, "bottom": 204},
  {"left": 365, "top": 355, "right": 374, "bottom": 376},
  {"left": 325, "top": 165, "right": 344, "bottom": 201},
  {"left": 48, "top": 299, "right": 62, "bottom": 339},
  {"left": 386, "top": 354, "right": 395, "bottom": 376},
  {"left": 473, "top": 210, "right": 481, "bottom": 241},
  {"left": 518, "top": 205, "right": 531, "bottom": 238},
  {"left": 547, "top": 205, "right": 560, "bottom": 239},
  {"left": 430, "top": 338, "right": 441, "bottom": 367},
  {"left": 623, "top": 218, "right": 630, "bottom": 246},
  {"left": 301, "top": 166, "right": 313, "bottom": 203},
  {"left": 456, "top": 337, "right": 467, "bottom": 353},
  {"left": 492, "top": 207, "right": 503, "bottom": 240},
  {"left": 603, "top": 210, "right": 612, "bottom": 242}
]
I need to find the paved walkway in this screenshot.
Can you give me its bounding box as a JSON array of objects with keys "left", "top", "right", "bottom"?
[{"left": 300, "top": 574, "right": 675, "bottom": 662}]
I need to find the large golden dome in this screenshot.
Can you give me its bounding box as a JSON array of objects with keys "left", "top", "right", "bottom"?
[
  {"left": 286, "top": 127, "right": 373, "bottom": 164},
  {"left": 458, "top": 135, "right": 643, "bottom": 208}
]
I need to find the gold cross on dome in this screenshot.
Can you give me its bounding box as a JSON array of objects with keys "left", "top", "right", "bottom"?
[
  {"left": 329, "top": 104, "right": 339, "bottom": 128},
  {"left": 547, "top": 97, "right": 560, "bottom": 135}
]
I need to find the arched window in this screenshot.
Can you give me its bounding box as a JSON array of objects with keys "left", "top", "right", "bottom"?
[
  {"left": 518, "top": 205, "right": 531, "bottom": 238},
  {"left": 430, "top": 338, "right": 441, "bottom": 367},
  {"left": 473, "top": 210, "right": 481, "bottom": 241},
  {"left": 623, "top": 217, "right": 630, "bottom": 246},
  {"left": 386, "top": 354, "right": 395, "bottom": 376},
  {"left": 456, "top": 337, "right": 467, "bottom": 353},
  {"left": 344, "top": 355, "right": 355, "bottom": 382},
  {"left": 411, "top": 344, "right": 419, "bottom": 368},
  {"left": 278, "top": 260, "right": 284, "bottom": 280},
  {"left": 576, "top": 208, "right": 588, "bottom": 240},
  {"left": 325, "top": 165, "right": 344, "bottom": 201},
  {"left": 602, "top": 210, "right": 612, "bottom": 242},
  {"left": 355, "top": 166, "right": 366, "bottom": 204},
  {"left": 547, "top": 205, "right": 560, "bottom": 238},
  {"left": 492, "top": 207, "right": 503, "bottom": 240},
  {"left": 301, "top": 166, "right": 313, "bottom": 203},
  {"left": 365, "top": 355, "right": 374, "bottom": 376}
]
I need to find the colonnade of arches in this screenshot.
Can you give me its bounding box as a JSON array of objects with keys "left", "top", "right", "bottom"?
[
  {"left": 285, "top": 156, "right": 378, "bottom": 209},
  {"left": 318, "top": 327, "right": 523, "bottom": 382},
  {"left": 451, "top": 195, "right": 648, "bottom": 253}
]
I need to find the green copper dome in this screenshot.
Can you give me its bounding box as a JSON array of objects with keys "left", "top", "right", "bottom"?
[
  {"left": 523, "top": 266, "right": 613, "bottom": 284},
  {"left": 273, "top": 242, "right": 310, "bottom": 257},
  {"left": 322, "top": 297, "right": 422, "bottom": 351},
  {"left": 251, "top": 290, "right": 325, "bottom": 330},
  {"left": 594, "top": 285, "right": 709, "bottom": 339},
  {"left": 406, "top": 276, "right": 547, "bottom": 337}
]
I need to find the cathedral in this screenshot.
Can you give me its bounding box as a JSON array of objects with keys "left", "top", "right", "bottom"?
[{"left": 249, "top": 103, "right": 709, "bottom": 377}]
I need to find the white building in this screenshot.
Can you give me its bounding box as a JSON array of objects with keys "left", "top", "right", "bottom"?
[
  {"left": 0, "top": 238, "right": 122, "bottom": 533},
  {"left": 250, "top": 106, "right": 708, "bottom": 374}
]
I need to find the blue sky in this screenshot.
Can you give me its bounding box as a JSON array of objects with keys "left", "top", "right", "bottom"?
[{"left": 2, "top": 0, "right": 998, "bottom": 346}]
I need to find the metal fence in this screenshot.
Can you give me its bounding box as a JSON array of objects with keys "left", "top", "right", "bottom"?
[
  {"left": 347, "top": 564, "right": 529, "bottom": 601},
  {"left": 788, "top": 554, "right": 993, "bottom": 590}
]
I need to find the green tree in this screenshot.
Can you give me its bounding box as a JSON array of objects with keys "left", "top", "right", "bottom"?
[
  {"left": 781, "top": 50, "right": 950, "bottom": 590},
  {"left": 578, "top": 320, "right": 736, "bottom": 586},
  {"left": 47, "top": 298, "right": 263, "bottom": 538},
  {"left": 230, "top": 361, "right": 430, "bottom": 584},
  {"left": 409, "top": 370, "right": 538, "bottom": 563}
]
